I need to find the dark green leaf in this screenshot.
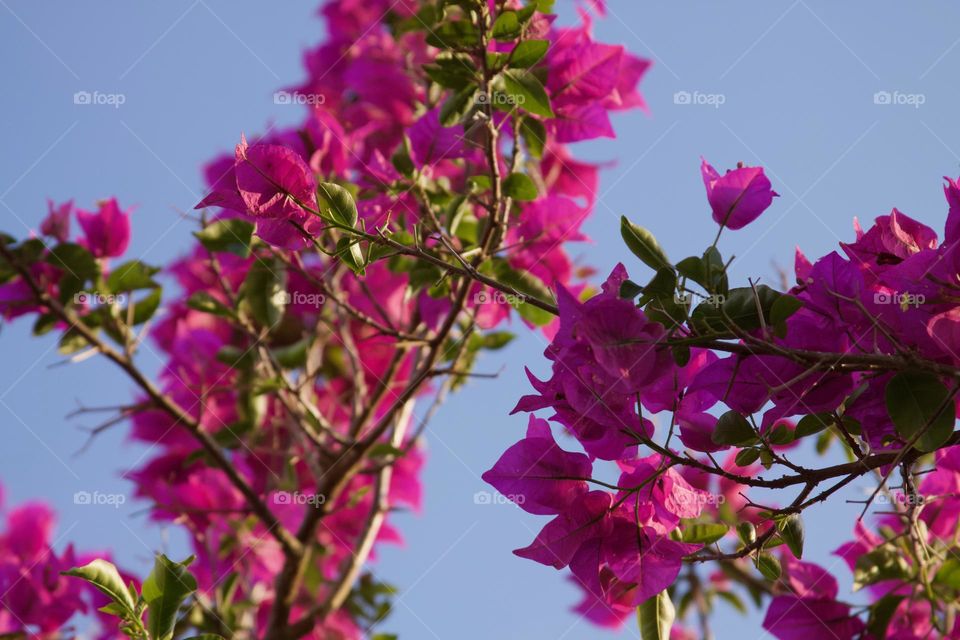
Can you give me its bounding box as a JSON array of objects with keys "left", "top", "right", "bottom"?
[
  {"left": 735, "top": 447, "right": 760, "bottom": 466},
  {"left": 885, "top": 372, "right": 956, "bottom": 452},
  {"left": 620, "top": 216, "right": 671, "bottom": 272},
  {"left": 193, "top": 219, "right": 255, "bottom": 257},
  {"left": 439, "top": 86, "right": 479, "bottom": 126},
  {"left": 712, "top": 411, "right": 755, "bottom": 446},
  {"left": 425, "top": 20, "right": 481, "bottom": 48},
  {"left": 240, "top": 259, "right": 287, "bottom": 330},
  {"left": 519, "top": 117, "right": 546, "bottom": 159},
  {"left": 107, "top": 260, "right": 159, "bottom": 293},
  {"left": 778, "top": 514, "right": 804, "bottom": 559},
  {"left": 768, "top": 421, "right": 794, "bottom": 445},
  {"left": 336, "top": 236, "right": 366, "bottom": 275},
  {"left": 866, "top": 595, "right": 903, "bottom": 639},
  {"left": 795, "top": 413, "right": 833, "bottom": 438},
  {"left": 46, "top": 243, "right": 98, "bottom": 281}
]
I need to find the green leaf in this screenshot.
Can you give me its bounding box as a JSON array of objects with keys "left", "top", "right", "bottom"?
[
  {"left": 755, "top": 553, "right": 781, "bottom": 581},
  {"left": 519, "top": 117, "right": 546, "bottom": 159},
  {"left": 770, "top": 294, "right": 803, "bottom": 329},
  {"left": 736, "top": 522, "right": 757, "bottom": 545},
  {"left": 852, "top": 544, "right": 911, "bottom": 591},
  {"left": 636, "top": 590, "right": 675, "bottom": 640},
  {"left": 620, "top": 216, "right": 671, "bottom": 272},
  {"left": 424, "top": 54, "right": 477, "bottom": 89},
  {"left": 715, "top": 590, "right": 747, "bottom": 614},
  {"left": 491, "top": 11, "right": 522, "bottom": 41},
  {"left": 187, "top": 291, "right": 234, "bottom": 318},
  {"left": 272, "top": 338, "right": 310, "bottom": 369},
  {"left": 501, "top": 69, "right": 554, "bottom": 117},
  {"left": 131, "top": 288, "right": 163, "bottom": 325},
  {"left": 143, "top": 554, "right": 198, "bottom": 640},
  {"left": 735, "top": 447, "right": 760, "bottom": 466},
  {"left": 778, "top": 514, "right": 804, "bottom": 559},
  {"left": 481, "top": 331, "right": 514, "bottom": 350},
  {"left": 336, "top": 236, "right": 366, "bottom": 275},
  {"left": 240, "top": 259, "right": 287, "bottom": 330},
  {"left": 317, "top": 182, "right": 358, "bottom": 228},
  {"left": 866, "top": 595, "right": 903, "bottom": 639},
  {"left": 32, "top": 313, "right": 58, "bottom": 336},
  {"left": 489, "top": 259, "right": 555, "bottom": 326},
  {"left": 690, "top": 285, "right": 780, "bottom": 336},
  {"left": 503, "top": 173, "right": 538, "bottom": 201},
  {"left": 885, "top": 371, "right": 956, "bottom": 452},
  {"left": 639, "top": 268, "right": 677, "bottom": 303},
  {"left": 59, "top": 327, "right": 91, "bottom": 355},
  {"left": 795, "top": 413, "right": 833, "bottom": 438},
  {"left": 675, "top": 256, "right": 707, "bottom": 288},
  {"left": 768, "top": 421, "right": 794, "bottom": 445},
  {"left": 193, "top": 218, "right": 255, "bottom": 257},
  {"left": 107, "top": 260, "right": 159, "bottom": 293},
  {"left": 439, "top": 86, "right": 479, "bottom": 126},
  {"left": 63, "top": 559, "right": 137, "bottom": 615},
  {"left": 509, "top": 39, "right": 549, "bottom": 67},
  {"left": 936, "top": 557, "right": 960, "bottom": 590},
  {"left": 425, "top": 20, "right": 481, "bottom": 48},
  {"left": 46, "top": 243, "right": 99, "bottom": 281},
  {"left": 681, "top": 522, "right": 729, "bottom": 544},
  {"left": 712, "top": 411, "right": 756, "bottom": 446}
]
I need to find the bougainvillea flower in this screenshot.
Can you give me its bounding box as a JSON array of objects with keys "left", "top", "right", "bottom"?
[
  {"left": 701, "top": 158, "right": 778, "bottom": 230},
  {"left": 40, "top": 199, "right": 72, "bottom": 242},
  {"left": 76, "top": 197, "right": 131, "bottom": 258},
  {"left": 481, "top": 416, "right": 593, "bottom": 515}
]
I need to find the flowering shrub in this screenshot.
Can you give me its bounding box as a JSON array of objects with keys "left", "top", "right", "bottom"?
[
  {"left": 484, "top": 158, "right": 960, "bottom": 638},
  {"left": 0, "top": 0, "right": 647, "bottom": 638}
]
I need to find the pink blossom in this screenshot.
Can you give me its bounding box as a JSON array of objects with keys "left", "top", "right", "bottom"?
[
  {"left": 76, "top": 197, "right": 131, "bottom": 258},
  {"left": 701, "top": 158, "right": 778, "bottom": 230},
  {"left": 482, "top": 415, "right": 593, "bottom": 515}
]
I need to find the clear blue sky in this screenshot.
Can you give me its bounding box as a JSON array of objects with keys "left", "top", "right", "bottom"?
[{"left": 2, "top": 2, "right": 960, "bottom": 638}]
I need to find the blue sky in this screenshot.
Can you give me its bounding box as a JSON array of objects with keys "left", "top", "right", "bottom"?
[{"left": 3, "top": 2, "right": 960, "bottom": 638}]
